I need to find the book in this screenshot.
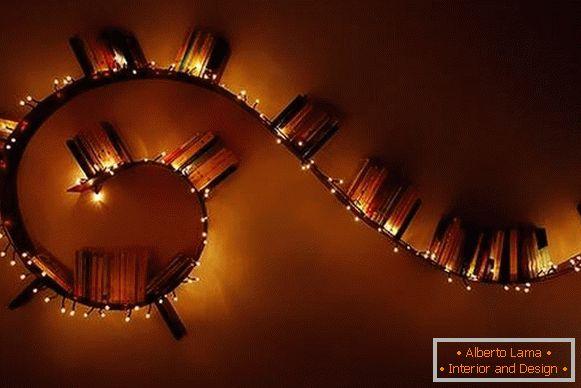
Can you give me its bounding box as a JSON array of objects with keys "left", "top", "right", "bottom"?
[
  {"left": 346, "top": 159, "right": 421, "bottom": 238},
  {"left": 175, "top": 28, "right": 230, "bottom": 81},
  {"left": 67, "top": 122, "right": 132, "bottom": 182},
  {"left": 74, "top": 247, "right": 150, "bottom": 305},
  {"left": 428, "top": 219, "right": 552, "bottom": 282},
  {"left": 69, "top": 29, "right": 147, "bottom": 76},
  {"left": 272, "top": 95, "right": 339, "bottom": 159}
]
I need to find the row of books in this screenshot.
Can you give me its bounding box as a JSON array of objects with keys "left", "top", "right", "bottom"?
[
  {"left": 67, "top": 121, "right": 132, "bottom": 179},
  {"left": 174, "top": 28, "right": 229, "bottom": 81},
  {"left": 146, "top": 254, "right": 196, "bottom": 297},
  {"left": 70, "top": 29, "right": 147, "bottom": 76},
  {"left": 347, "top": 159, "right": 421, "bottom": 238},
  {"left": 74, "top": 248, "right": 150, "bottom": 305},
  {"left": 428, "top": 217, "right": 552, "bottom": 282},
  {"left": 0, "top": 118, "right": 17, "bottom": 166},
  {"left": 272, "top": 95, "right": 339, "bottom": 159},
  {"left": 162, "top": 131, "right": 237, "bottom": 191}
]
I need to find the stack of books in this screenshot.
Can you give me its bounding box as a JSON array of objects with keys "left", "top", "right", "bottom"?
[
  {"left": 74, "top": 247, "right": 150, "bottom": 305},
  {"left": 163, "top": 131, "right": 237, "bottom": 191},
  {"left": 30, "top": 254, "right": 73, "bottom": 294},
  {"left": 174, "top": 28, "right": 229, "bottom": 81},
  {"left": 146, "top": 254, "right": 196, "bottom": 297},
  {"left": 347, "top": 159, "right": 421, "bottom": 238},
  {"left": 69, "top": 29, "right": 147, "bottom": 76},
  {"left": 272, "top": 95, "right": 339, "bottom": 159},
  {"left": 428, "top": 218, "right": 552, "bottom": 282},
  {"left": 67, "top": 122, "right": 132, "bottom": 179}
]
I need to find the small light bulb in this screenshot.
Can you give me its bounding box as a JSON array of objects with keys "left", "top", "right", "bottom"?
[
  {"left": 393, "top": 247, "right": 399, "bottom": 253},
  {"left": 354, "top": 216, "right": 359, "bottom": 222},
  {"left": 134, "top": 306, "right": 140, "bottom": 311},
  {"left": 32, "top": 288, "right": 38, "bottom": 293},
  {"left": 466, "top": 285, "right": 472, "bottom": 291},
  {"left": 100, "top": 312, "right": 106, "bottom": 318},
  {"left": 19, "top": 100, "right": 25, "bottom": 106},
  {"left": 83, "top": 312, "right": 89, "bottom": 318},
  {"left": 125, "top": 316, "right": 131, "bottom": 322},
  {"left": 21, "top": 252, "right": 28, "bottom": 258},
  {"left": 158, "top": 299, "right": 163, "bottom": 304},
  {"left": 276, "top": 138, "right": 282, "bottom": 144},
  {"left": 44, "top": 297, "right": 50, "bottom": 303},
  {"left": 503, "top": 285, "right": 510, "bottom": 291},
  {"left": 524, "top": 288, "right": 530, "bottom": 293},
  {"left": 92, "top": 192, "right": 104, "bottom": 202},
  {"left": 447, "top": 277, "right": 453, "bottom": 283},
  {"left": 69, "top": 310, "right": 75, "bottom": 316},
  {"left": 145, "top": 313, "right": 151, "bottom": 319},
  {"left": 60, "top": 307, "right": 66, "bottom": 314},
  {"left": 9, "top": 260, "right": 15, "bottom": 266},
  {"left": 26, "top": 96, "right": 32, "bottom": 102},
  {"left": 173, "top": 296, "right": 178, "bottom": 302},
  {"left": 19, "top": 273, "right": 26, "bottom": 280},
  {"left": 515, "top": 286, "right": 521, "bottom": 292},
  {"left": 10, "top": 138, "right": 16, "bottom": 143},
  {"left": 104, "top": 305, "right": 110, "bottom": 311}
]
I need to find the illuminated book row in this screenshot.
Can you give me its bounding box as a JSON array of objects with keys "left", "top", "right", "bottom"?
[
  {"left": 163, "top": 131, "right": 238, "bottom": 192},
  {"left": 74, "top": 247, "right": 150, "bottom": 305},
  {"left": 70, "top": 29, "right": 148, "bottom": 76},
  {"left": 272, "top": 95, "right": 339, "bottom": 160},
  {"left": 346, "top": 158, "right": 421, "bottom": 239},
  {"left": 428, "top": 217, "right": 552, "bottom": 282},
  {"left": 66, "top": 121, "right": 132, "bottom": 180}
]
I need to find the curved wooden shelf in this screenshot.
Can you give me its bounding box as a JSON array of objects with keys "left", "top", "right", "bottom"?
[{"left": 1, "top": 66, "right": 578, "bottom": 302}]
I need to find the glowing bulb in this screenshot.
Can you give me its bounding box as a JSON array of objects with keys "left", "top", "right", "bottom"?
[
  {"left": 134, "top": 306, "right": 140, "bottom": 311},
  {"left": 0, "top": 251, "right": 6, "bottom": 257},
  {"left": 158, "top": 299, "right": 163, "bottom": 304},
  {"left": 41, "top": 271, "right": 47, "bottom": 277},
  {"left": 10, "top": 138, "right": 16, "bottom": 143},
  {"left": 26, "top": 96, "right": 32, "bottom": 102},
  {"left": 104, "top": 305, "right": 110, "bottom": 311},
  {"left": 330, "top": 188, "right": 336, "bottom": 194},
  {"left": 354, "top": 216, "right": 359, "bottom": 222},
  {"left": 503, "top": 285, "right": 510, "bottom": 291},
  {"left": 60, "top": 307, "right": 66, "bottom": 314},
  {"left": 100, "top": 311, "right": 106, "bottom": 318},
  {"left": 44, "top": 297, "right": 50, "bottom": 303},
  {"left": 92, "top": 192, "right": 104, "bottom": 202},
  {"left": 125, "top": 316, "right": 131, "bottom": 322},
  {"left": 21, "top": 252, "right": 28, "bottom": 258},
  {"left": 19, "top": 100, "right": 25, "bottom": 106},
  {"left": 276, "top": 138, "right": 282, "bottom": 144},
  {"left": 69, "top": 310, "right": 75, "bottom": 317},
  {"left": 515, "top": 286, "right": 521, "bottom": 292},
  {"left": 83, "top": 312, "right": 89, "bottom": 318},
  {"left": 53, "top": 79, "right": 59, "bottom": 85},
  {"left": 466, "top": 285, "right": 472, "bottom": 291},
  {"left": 447, "top": 277, "right": 453, "bottom": 283},
  {"left": 202, "top": 232, "right": 207, "bottom": 237},
  {"left": 393, "top": 247, "right": 399, "bottom": 253},
  {"left": 524, "top": 288, "right": 530, "bottom": 293},
  {"left": 173, "top": 296, "right": 178, "bottom": 302},
  {"left": 145, "top": 313, "right": 151, "bottom": 319},
  {"left": 19, "top": 273, "right": 26, "bottom": 280},
  {"left": 32, "top": 288, "right": 38, "bottom": 293}
]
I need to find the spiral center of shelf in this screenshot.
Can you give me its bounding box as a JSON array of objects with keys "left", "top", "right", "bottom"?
[{"left": 16, "top": 82, "right": 209, "bottom": 274}]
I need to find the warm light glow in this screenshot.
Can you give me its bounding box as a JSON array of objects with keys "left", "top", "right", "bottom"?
[{"left": 92, "top": 192, "right": 104, "bottom": 202}]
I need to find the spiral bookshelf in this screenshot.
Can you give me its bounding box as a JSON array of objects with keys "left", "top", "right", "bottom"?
[{"left": 1, "top": 25, "right": 580, "bottom": 339}]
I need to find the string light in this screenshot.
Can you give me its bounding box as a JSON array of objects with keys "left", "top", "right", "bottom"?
[
  {"left": 124, "top": 309, "right": 132, "bottom": 322},
  {"left": 60, "top": 297, "right": 66, "bottom": 314},
  {"left": 69, "top": 301, "right": 76, "bottom": 316},
  {"left": 145, "top": 305, "right": 152, "bottom": 319},
  {"left": 447, "top": 275, "right": 453, "bottom": 283},
  {"left": 83, "top": 307, "right": 95, "bottom": 318}
]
